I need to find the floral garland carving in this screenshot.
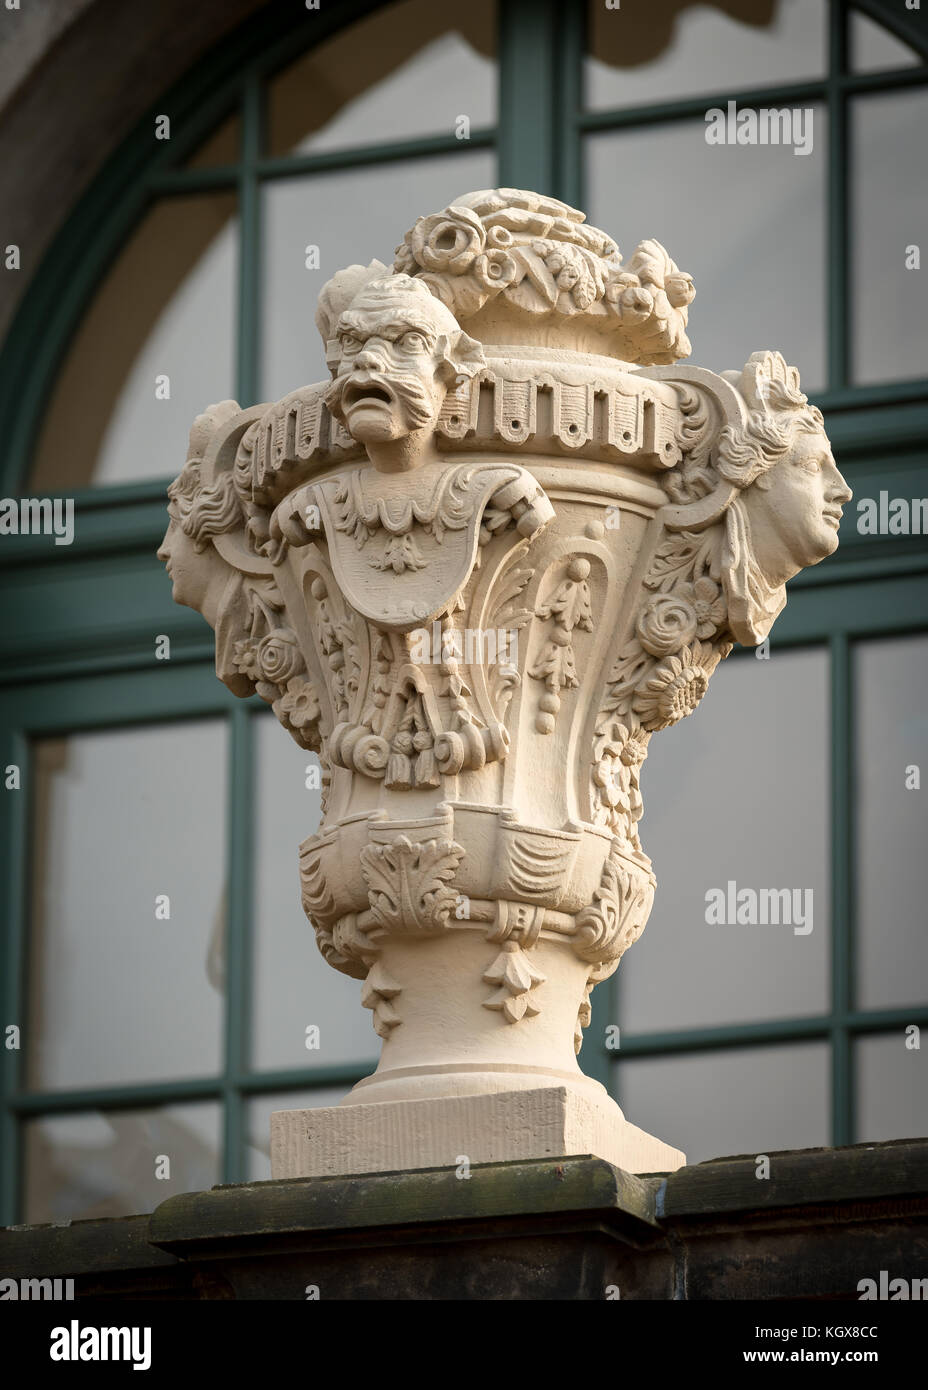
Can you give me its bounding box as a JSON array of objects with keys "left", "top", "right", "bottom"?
[
  {"left": 393, "top": 190, "right": 694, "bottom": 365},
  {"left": 593, "top": 526, "right": 733, "bottom": 848},
  {"left": 216, "top": 572, "right": 324, "bottom": 755}
]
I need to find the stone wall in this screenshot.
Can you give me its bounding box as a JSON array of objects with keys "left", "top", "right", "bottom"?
[{"left": 2, "top": 1140, "right": 926, "bottom": 1299}]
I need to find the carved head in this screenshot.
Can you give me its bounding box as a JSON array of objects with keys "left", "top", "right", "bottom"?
[
  {"left": 717, "top": 355, "right": 851, "bottom": 586},
  {"left": 322, "top": 274, "right": 484, "bottom": 467},
  {"left": 158, "top": 471, "right": 201, "bottom": 609},
  {"left": 158, "top": 400, "right": 243, "bottom": 612}
]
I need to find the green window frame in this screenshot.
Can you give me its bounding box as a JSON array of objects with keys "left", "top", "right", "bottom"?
[{"left": 1, "top": 0, "right": 926, "bottom": 1224}]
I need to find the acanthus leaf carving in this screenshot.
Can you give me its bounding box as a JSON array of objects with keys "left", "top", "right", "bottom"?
[
  {"left": 360, "top": 835, "right": 465, "bottom": 934},
  {"left": 572, "top": 847, "right": 656, "bottom": 969}
]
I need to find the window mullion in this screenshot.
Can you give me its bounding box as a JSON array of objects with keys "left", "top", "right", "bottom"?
[
  {"left": 222, "top": 705, "right": 255, "bottom": 1184},
  {"left": 827, "top": 0, "right": 850, "bottom": 393},
  {"left": 830, "top": 631, "right": 854, "bottom": 1145},
  {"left": 236, "top": 72, "right": 264, "bottom": 409},
  {"left": 0, "top": 731, "right": 29, "bottom": 1223},
  {"left": 553, "top": 0, "right": 585, "bottom": 207},
  {"left": 498, "top": 0, "right": 560, "bottom": 194}
]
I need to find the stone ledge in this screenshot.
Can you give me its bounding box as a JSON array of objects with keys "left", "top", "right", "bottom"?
[
  {"left": 659, "top": 1137, "right": 928, "bottom": 1220},
  {"left": 150, "top": 1156, "right": 661, "bottom": 1257},
  {"left": 0, "top": 1212, "right": 187, "bottom": 1297},
  {"left": 1, "top": 1141, "right": 926, "bottom": 1300}
]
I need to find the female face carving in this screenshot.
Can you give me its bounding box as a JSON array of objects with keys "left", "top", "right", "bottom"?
[
  {"left": 157, "top": 515, "right": 208, "bottom": 611},
  {"left": 740, "top": 428, "right": 852, "bottom": 586}
]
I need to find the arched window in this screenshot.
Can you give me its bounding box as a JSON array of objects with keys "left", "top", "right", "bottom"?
[{"left": 1, "top": 0, "right": 925, "bottom": 1224}]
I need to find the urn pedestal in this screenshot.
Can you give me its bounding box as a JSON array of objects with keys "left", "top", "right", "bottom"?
[{"left": 160, "top": 189, "right": 849, "bottom": 1181}]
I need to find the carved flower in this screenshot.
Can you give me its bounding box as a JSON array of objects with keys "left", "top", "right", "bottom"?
[
  {"left": 604, "top": 280, "right": 653, "bottom": 324},
  {"left": 635, "top": 593, "right": 698, "bottom": 658},
  {"left": 632, "top": 643, "right": 714, "bottom": 731},
  {"left": 403, "top": 207, "right": 486, "bottom": 275},
  {"left": 620, "top": 731, "right": 649, "bottom": 768},
  {"left": 278, "top": 676, "right": 321, "bottom": 730},
  {"left": 594, "top": 721, "right": 648, "bottom": 771},
  {"left": 471, "top": 248, "right": 518, "bottom": 293},
  {"left": 591, "top": 721, "right": 647, "bottom": 827},
  {"left": 677, "top": 576, "right": 727, "bottom": 639},
  {"left": 255, "top": 629, "right": 303, "bottom": 685},
  {"left": 232, "top": 637, "right": 260, "bottom": 682},
  {"left": 592, "top": 756, "right": 627, "bottom": 812}
]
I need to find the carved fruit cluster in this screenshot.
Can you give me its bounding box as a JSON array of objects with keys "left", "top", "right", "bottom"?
[{"left": 393, "top": 190, "right": 694, "bottom": 364}]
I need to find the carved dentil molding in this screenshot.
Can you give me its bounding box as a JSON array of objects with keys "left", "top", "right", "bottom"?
[{"left": 160, "top": 189, "right": 850, "bottom": 1076}]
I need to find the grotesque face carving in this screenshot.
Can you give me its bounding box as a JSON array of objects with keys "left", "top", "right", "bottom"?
[
  {"left": 323, "top": 274, "right": 484, "bottom": 470},
  {"left": 740, "top": 426, "right": 852, "bottom": 584}
]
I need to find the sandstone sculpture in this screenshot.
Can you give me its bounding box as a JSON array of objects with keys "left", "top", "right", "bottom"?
[{"left": 159, "top": 189, "right": 850, "bottom": 1176}]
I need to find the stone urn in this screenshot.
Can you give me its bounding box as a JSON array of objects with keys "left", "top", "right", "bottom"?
[{"left": 160, "top": 189, "right": 850, "bottom": 1176}]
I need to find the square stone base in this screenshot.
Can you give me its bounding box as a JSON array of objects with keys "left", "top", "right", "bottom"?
[{"left": 270, "top": 1086, "right": 685, "bottom": 1178}]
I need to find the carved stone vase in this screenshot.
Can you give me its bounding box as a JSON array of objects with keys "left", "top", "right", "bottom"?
[{"left": 160, "top": 189, "right": 850, "bottom": 1176}]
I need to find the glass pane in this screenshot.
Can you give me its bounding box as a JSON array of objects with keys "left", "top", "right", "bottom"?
[
  {"left": 856, "top": 1033, "right": 928, "bottom": 1144},
  {"left": 586, "top": 0, "right": 826, "bottom": 110},
  {"left": 615, "top": 1042, "right": 830, "bottom": 1164},
  {"left": 851, "top": 11, "right": 922, "bottom": 73},
  {"left": 267, "top": 0, "right": 496, "bottom": 157},
  {"left": 260, "top": 148, "right": 496, "bottom": 400},
  {"left": 851, "top": 91, "right": 928, "bottom": 385},
  {"left": 251, "top": 715, "right": 377, "bottom": 1072},
  {"left": 27, "top": 722, "right": 227, "bottom": 1090},
  {"left": 184, "top": 111, "right": 241, "bottom": 168},
  {"left": 247, "top": 1087, "right": 348, "bottom": 1181},
  {"left": 855, "top": 635, "right": 928, "bottom": 1010},
  {"left": 29, "top": 194, "right": 237, "bottom": 490},
  {"left": 585, "top": 111, "right": 827, "bottom": 393},
  {"left": 619, "top": 649, "right": 829, "bottom": 1034},
  {"left": 23, "top": 1103, "right": 221, "bottom": 1223}
]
